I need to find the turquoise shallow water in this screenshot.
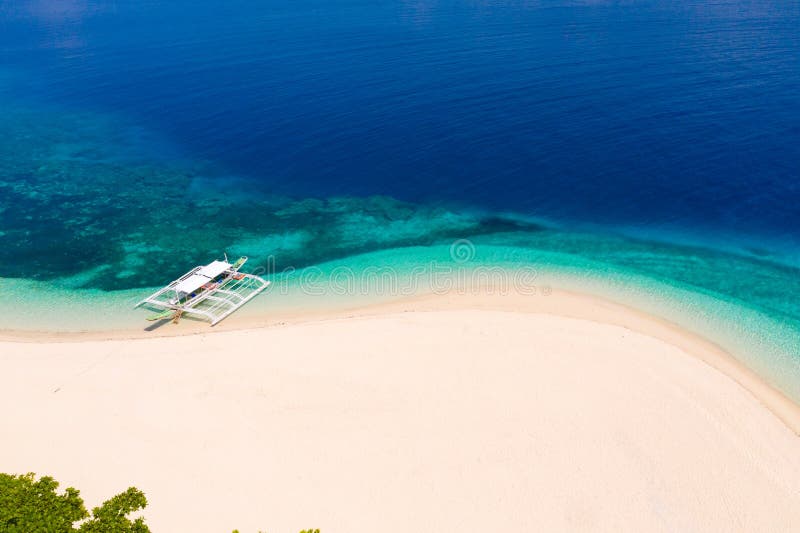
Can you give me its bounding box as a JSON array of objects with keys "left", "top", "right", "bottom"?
[{"left": 3, "top": 228, "right": 800, "bottom": 404}]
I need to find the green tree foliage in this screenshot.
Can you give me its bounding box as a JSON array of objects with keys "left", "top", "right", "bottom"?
[
  {"left": 0, "top": 473, "right": 86, "bottom": 532},
  {"left": 0, "top": 473, "right": 149, "bottom": 533},
  {"left": 2, "top": 472, "right": 314, "bottom": 533},
  {"left": 79, "top": 488, "right": 149, "bottom": 533},
  {"left": 233, "top": 529, "right": 319, "bottom": 533}
]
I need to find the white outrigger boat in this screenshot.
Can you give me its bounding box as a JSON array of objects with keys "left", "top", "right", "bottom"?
[{"left": 135, "top": 256, "right": 270, "bottom": 325}]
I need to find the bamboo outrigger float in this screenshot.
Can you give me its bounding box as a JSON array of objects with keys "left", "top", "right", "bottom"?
[{"left": 135, "top": 256, "right": 269, "bottom": 326}]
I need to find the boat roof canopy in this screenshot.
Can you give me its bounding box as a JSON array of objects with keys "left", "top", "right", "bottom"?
[
  {"left": 175, "top": 274, "right": 213, "bottom": 295},
  {"left": 197, "top": 260, "right": 230, "bottom": 279}
]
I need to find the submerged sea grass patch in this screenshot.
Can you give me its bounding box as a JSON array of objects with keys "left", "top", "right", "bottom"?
[{"left": 0, "top": 107, "right": 547, "bottom": 289}]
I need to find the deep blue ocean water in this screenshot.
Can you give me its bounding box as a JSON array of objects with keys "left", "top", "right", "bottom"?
[{"left": 2, "top": 0, "right": 799, "bottom": 246}]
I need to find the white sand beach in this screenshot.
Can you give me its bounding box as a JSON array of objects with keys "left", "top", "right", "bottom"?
[{"left": 2, "top": 290, "right": 800, "bottom": 532}]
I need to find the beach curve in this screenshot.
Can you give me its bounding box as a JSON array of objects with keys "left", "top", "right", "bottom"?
[{"left": 2, "top": 290, "right": 800, "bottom": 531}]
